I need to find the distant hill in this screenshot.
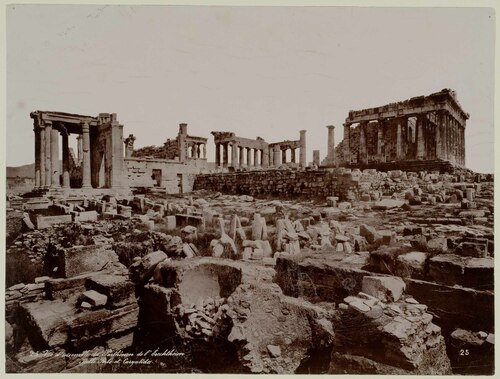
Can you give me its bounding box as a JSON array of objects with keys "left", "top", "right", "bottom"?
[{"left": 7, "top": 161, "right": 63, "bottom": 179}]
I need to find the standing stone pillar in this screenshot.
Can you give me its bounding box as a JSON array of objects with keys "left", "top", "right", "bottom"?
[
  {"left": 281, "top": 148, "right": 287, "bottom": 164},
  {"left": 76, "top": 135, "right": 83, "bottom": 163},
  {"left": 61, "top": 129, "right": 70, "bottom": 188},
  {"left": 359, "top": 122, "right": 367, "bottom": 164},
  {"left": 435, "top": 116, "right": 442, "bottom": 160},
  {"left": 222, "top": 143, "right": 229, "bottom": 168},
  {"left": 313, "top": 150, "right": 320, "bottom": 166},
  {"left": 376, "top": 121, "right": 383, "bottom": 160},
  {"left": 44, "top": 121, "right": 52, "bottom": 188},
  {"left": 343, "top": 123, "right": 350, "bottom": 165},
  {"left": 273, "top": 145, "right": 280, "bottom": 166},
  {"left": 290, "top": 148, "right": 296, "bottom": 164},
  {"left": 416, "top": 115, "right": 426, "bottom": 160},
  {"left": 269, "top": 147, "right": 274, "bottom": 166},
  {"left": 40, "top": 126, "right": 46, "bottom": 188},
  {"left": 246, "top": 148, "right": 252, "bottom": 167},
  {"left": 325, "top": 126, "right": 335, "bottom": 166},
  {"left": 81, "top": 121, "right": 92, "bottom": 188},
  {"left": 396, "top": 120, "right": 403, "bottom": 159},
  {"left": 253, "top": 148, "right": 259, "bottom": 167},
  {"left": 34, "top": 124, "right": 41, "bottom": 188},
  {"left": 50, "top": 127, "right": 60, "bottom": 188},
  {"left": 239, "top": 146, "right": 244, "bottom": 167},
  {"left": 262, "top": 147, "right": 269, "bottom": 167},
  {"left": 203, "top": 144, "right": 207, "bottom": 159},
  {"left": 215, "top": 143, "right": 221, "bottom": 167},
  {"left": 231, "top": 142, "right": 239, "bottom": 168},
  {"left": 178, "top": 123, "right": 187, "bottom": 162},
  {"left": 299, "top": 130, "right": 307, "bottom": 167}
]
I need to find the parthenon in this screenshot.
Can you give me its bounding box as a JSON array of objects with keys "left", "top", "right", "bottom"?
[{"left": 337, "top": 89, "right": 469, "bottom": 167}]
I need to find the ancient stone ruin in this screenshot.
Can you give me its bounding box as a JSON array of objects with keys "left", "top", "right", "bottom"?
[{"left": 6, "top": 89, "right": 494, "bottom": 374}]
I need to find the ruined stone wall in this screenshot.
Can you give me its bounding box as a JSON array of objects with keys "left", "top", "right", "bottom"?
[
  {"left": 194, "top": 170, "right": 363, "bottom": 200},
  {"left": 125, "top": 158, "right": 207, "bottom": 194},
  {"left": 132, "top": 145, "right": 169, "bottom": 159}
]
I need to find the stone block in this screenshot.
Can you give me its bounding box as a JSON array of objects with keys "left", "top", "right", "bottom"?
[
  {"left": 428, "top": 254, "right": 464, "bottom": 286},
  {"left": 85, "top": 274, "right": 135, "bottom": 308},
  {"left": 36, "top": 215, "right": 72, "bottom": 229},
  {"left": 165, "top": 215, "right": 177, "bottom": 230},
  {"left": 360, "top": 224, "right": 382, "bottom": 244},
  {"left": 129, "top": 250, "right": 168, "bottom": 284},
  {"left": 456, "top": 242, "right": 488, "bottom": 258},
  {"left": 79, "top": 290, "right": 108, "bottom": 308},
  {"left": 75, "top": 210, "right": 98, "bottom": 223},
  {"left": 362, "top": 276, "right": 405, "bottom": 302}
]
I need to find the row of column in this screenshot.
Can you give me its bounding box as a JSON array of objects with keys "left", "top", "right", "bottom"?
[
  {"left": 215, "top": 143, "right": 270, "bottom": 168},
  {"left": 343, "top": 110, "right": 465, "bottom": 166},
  {"left": 34, "top": 120, "right": 91, "bottom": 189},
  {"left": 187, "top": 143, "right": 207, "bottom": 160}
]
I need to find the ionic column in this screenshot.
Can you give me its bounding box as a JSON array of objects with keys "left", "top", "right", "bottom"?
[
  {"left": 262, "top": 147, "right": 269, "bottom": 167},
  {"left": 359, "top": 122, "right": 367, "bottom": 164},
  {"left": 247, "top": 148, "right": 252, "bottom": 167},
  {"left": 416, "top": 114, "right": 426, "bottom": 160},
  {"left": 50, "top": 126, "right": 60, "bottom": 187},
  {"left": 396, "top": 120, "right": 403, "bottom": 159},
  {"left": 40, "top": 126, "right": 46, "bottom": 187},
  {"left": 61, "top": 129, "right": 70, "bottom": 188},
  {"left": 343, "top": 123, "right": 351, "bottom": 165},
  {"left": 273, "top": 145, "right": 280, "bottom": 166},
  {"left": 222, "top": 143, "right": 229, "bottom": 168},
  {"left": 299, "top": 130, "right": 307, "bottom": 167},
  {"left": 81, "top": 121, "right": 92, "bottom": 188},
  {"left": 254, "top": 148, "right": 259, "bottom": 167},
  {"left": 231, "top": 142, "right": 239, "bottom": 168},
  {"left": 215, "top": 143, "right": 221, "bottom": 167},
  {"left": 44, "top": 121, "right": 52, "bottom": 187},
  {"left": 34, "top": 124, "right": 41, "bottom": 188},
  {"left": 282, "top": 148, "right": 287, "bottom": 164}
]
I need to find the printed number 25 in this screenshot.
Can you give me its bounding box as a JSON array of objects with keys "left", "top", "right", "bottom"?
[{"left": 460, "top": 349, "right": 470, "bottom": 356}]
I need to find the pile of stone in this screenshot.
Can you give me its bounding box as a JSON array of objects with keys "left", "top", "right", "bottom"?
[
  {"left": 175, "top": 296, "right": 230, "bottom": 341},
  {"left": 5, "top": 276, "right": 49, "bottom": 312}
]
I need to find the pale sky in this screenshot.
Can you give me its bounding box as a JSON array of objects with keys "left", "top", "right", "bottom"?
[{"left": 6, "top": 5, "right": 495, "bottom": 173}]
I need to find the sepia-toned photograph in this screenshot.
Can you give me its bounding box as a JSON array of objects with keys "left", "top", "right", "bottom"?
[{"left": 4, "top": 3, "right": 496, "bottom": 375}]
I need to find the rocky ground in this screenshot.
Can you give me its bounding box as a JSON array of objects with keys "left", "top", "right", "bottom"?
[{"left": 5, "top": 168, "right": 494, "bottom": 374}]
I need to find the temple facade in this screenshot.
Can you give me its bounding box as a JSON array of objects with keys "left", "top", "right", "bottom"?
[{"left": 335, "top": 89, "right": 469, "bottom": 167}]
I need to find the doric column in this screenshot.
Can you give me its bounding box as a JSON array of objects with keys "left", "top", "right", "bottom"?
[
  {"left": 290, "top": 148, "right": 296, "bottom": 163},
  {"left": 238, "top": 146, "right": 244, "bottom": 166},
  {"left": 231, "top": 142, "right": 239, "bottom": 168},
  {"left": 343, "top": 123, "right": 350, "bottom": 165},
  {"left": 299, "top": 130, "right": 307, "bottom": 167},
  {"left": 416, "top": 114, "right": 426, "bottom": 160},
  {"left": 81, "top": 121, "right": 92, "bottom": 188},
  {"left": 247, "top": 148, "right": 252, "bottom": 167},
  {"left": 253, "top": 148, "right": 258, "bottom": 167},
  {"left": 396, "top": 119, "right": 403, "bottom": 159},
  {"left": 203, "top": 144, "right": 206, "bottom": 159},
  {"left": 359, "top": 122, "right": 367, "bottom": 164},
  {"left": 50, "top": 127, "right": 60, "bottom": 187},
  {"left": 269, "top": 147, "right": 274, "bottom": 166},
  {"left": 376, "top": 120, "right": 383, "bottom": 159},
  {"left": 273, "top": 145, "right": 280, "bottom": 166},
  {"left": 435, "top": 113, "right": 442, "bottom": 159},
  {"left": 215, "top": 143, "right": 221, "bottom": 167},
  {"left": 281, "top": 148, "right": 287, "bottom": 164},
  {"left": 44, "top": 121, "right": 52, "bottom": 188},
  {"left": 222, "top": 143, "right": 229, "bottom": 168},
  {"left": 262, "top": 147, "right": 269, "bottom": 167},
  {"left": 40, "top": 126, "right": 46, "bottom": 187},
  {"left": 34, "top": 123, "right": 41, "bottom": 188},
  {"left": 462, "top": 126, "right": 466, "bottom": 166},
  {"left": 61, "top": 128, "right": 70, "bottom": 188},
  {"left": 325, "top": 126, "right": 335, "bottom": 166}
]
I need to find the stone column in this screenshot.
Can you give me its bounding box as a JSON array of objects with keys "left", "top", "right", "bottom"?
[
  {"left": 34, "top": 124, "right": 41, "bottom": 188},
  {"left": 203, "top": 144, "right": 206, "bottom": 159},
  {"left": 325, "top": 126, "right": 335, "bottom": 166},
  {"left": 299, "top": 130, "right": 307, "bottom": 167},
  {"left": 359, "top": 122, "right": 367, "bottom": 164},
  {"left": 416, "top": 115, "right": 426, "bottom": 160},
  {"left": 50, "top": 127, "right": 60, "bottom": 187},
  {"left": 40, "top": 126, "right": 46, "bottom": 187},
  {"left": 343, "top": 123, "right": 350, "bottom": 165},
  {"left": 247, "top": 148, "right": 252, "bottom": 167},
  {"left": 376, "top": 121, "right": 383, "bottom": 159},
  {"left": 252, "top": 148, "right": 258, "bottom": 167},
  {"left": 435, "top": 115, "right": 442, "bottom": 159},
  {"left": 396, "top": 120, "right": 403, "bottom": 159},
  {"left": 44, "top": 121, "right": 52, "bottom": 188},
  {"left": 281, "top": 148, "right": 287, "bottom": 164},
  {"left": 313, "top": 150, "right": 320, "bottom": 166},
  {"left": 76, "top": 135, "right": 83, "bottom": 163},
  {"left": 269, "top": 147, "right": 274, "bottom": 166},
  {"left": 215, "top": 143, "right": 221, "bottom": 167},
  {"left": 262, "top": 147, "right": 269, "bottom": 167},
  {"left": 291, "top": 148, "right": 296, "bottom": 163},
  {"left": 61, "top": 129, "right": 70, "bottom": 188},
  {"left": 81, "top": 121, "right": 92, "bottom": 188},
  {"left": 273, "top": 145, "right": 280, "bottom": 166},
  {"left": 231, "top": 142, "right": 239, "bottom": 168},
  {"left": 462, "top": 126, "right": 466, "bottom": 166},
  {"left": 178, "top": 123, "right": 187, "bottom": 162},
  {"left": 222, "top": 143, "right": 229, "bottom": 168},
  {"left": 239, "top": 146, "right": 244, "bottom": 167}
]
